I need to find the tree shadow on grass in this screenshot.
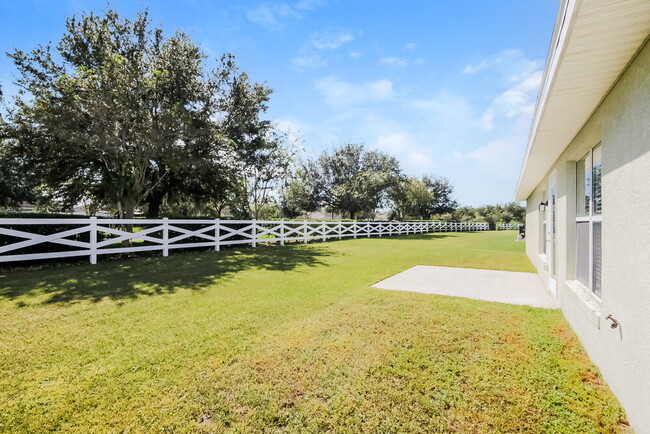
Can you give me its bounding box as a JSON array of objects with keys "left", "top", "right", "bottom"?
[{"left": 0, "top": 243, "right": 333, "bottom": 305}]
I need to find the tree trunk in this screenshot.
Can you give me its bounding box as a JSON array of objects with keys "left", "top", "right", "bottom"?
[
  {"left": 145, "top": 190, "right": 164, "bottom": 218},
  {"left": 120, "top": 203, "right": 135, "bottom": 249}
]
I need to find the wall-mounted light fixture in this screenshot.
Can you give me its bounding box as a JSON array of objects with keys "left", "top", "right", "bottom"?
[
  {"left": 605, "top": 314, "right": 620, "bottom": 329},
  {"left": 538, "top": 201, "right": 548, "bottom": 212}
]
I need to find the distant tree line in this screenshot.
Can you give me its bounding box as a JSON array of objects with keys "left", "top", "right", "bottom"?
[
  {"left": 432, "top": 202, "right": 526, "bottom": 229},
  {"left": 279, "top": 143, "right": 458, "bottom": 220},
  {"left": 0, "top": 9, "right": 525, "bottom": 226}
]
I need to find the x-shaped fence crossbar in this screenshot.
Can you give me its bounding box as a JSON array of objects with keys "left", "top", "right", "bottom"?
[{"left": 0, "top": 218, "right": 490, "bottom": 265}]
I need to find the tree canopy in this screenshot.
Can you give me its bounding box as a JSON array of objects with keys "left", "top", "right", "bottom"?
[
  {"left": 1, "top": 9, "right": 288, "bottom": 218},
  {"left": 287, "top": 144, "right": 401, "bottom": 219}
]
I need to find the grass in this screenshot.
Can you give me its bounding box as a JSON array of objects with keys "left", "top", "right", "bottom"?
[{"left": 0, "top": 231, "right": 627, "bottom": 433}]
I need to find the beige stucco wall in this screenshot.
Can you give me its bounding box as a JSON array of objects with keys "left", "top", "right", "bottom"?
[{"left": 525, "top": 39, "right": 650, "bottom": 432}]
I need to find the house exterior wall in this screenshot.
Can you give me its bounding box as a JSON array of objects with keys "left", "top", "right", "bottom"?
[{"left": 525, "top": 39, "right": 650, "bottom": 431}]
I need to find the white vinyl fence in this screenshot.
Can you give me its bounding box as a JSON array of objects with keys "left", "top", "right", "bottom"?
[
  {"left": 498, "top": 223, "right": 523, "bottom": 230},
  {"left": 0, "top": 218, "right": 489, "bottom": 265}
]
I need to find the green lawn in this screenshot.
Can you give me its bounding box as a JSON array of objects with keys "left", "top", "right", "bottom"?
[{"left": 0, "top": 231, "right": 627, "bottom": 432}]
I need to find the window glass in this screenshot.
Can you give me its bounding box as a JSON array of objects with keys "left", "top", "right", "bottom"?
[
  {"left": 540, "top": 190, "right": 547, "bottom": 255},
  {"left": 576, "top": 152, "right": 590, "bottom": 217},
  {"left": 592, "top": 221, "right": 602, "bottom": 297},
  {"left": 575, "top": 144, "right": 602, "bottom": 297},
  {"left": 592, "top": 145, "right": 602, "bottom": 215},
  {"left": 576, "top": 222, "right": 590, "bottom": 287},
  {"left": 551, "top": 185, "right": 557, "bottom": 279}
]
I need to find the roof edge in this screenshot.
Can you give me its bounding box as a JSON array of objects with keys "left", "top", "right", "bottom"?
[{"left": 515, "top": 0, "right": 579, "bottom": 200}]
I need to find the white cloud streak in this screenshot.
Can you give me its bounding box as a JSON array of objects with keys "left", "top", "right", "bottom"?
[
  {"left": 315, "top": 76, "right": 394, "bottom": 107},
  {"left": 291, "top": 29, "right": 360, "bottom": 71},
  {"left": 378, "top": 57, "right": 424, "bottom": 68},
  {"left": 403, "top": 42, "right": 417, "bottom": 52},
  {"left": 246, "top": 0, "right": 327, "bottom": 29}
]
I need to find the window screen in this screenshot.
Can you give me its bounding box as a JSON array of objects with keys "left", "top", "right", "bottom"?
[
  {"left": 576, "top": 154, "right": 589, "bottom": 217},
  {"left": 592, "top": 221, "right": 602, "bottom": 297},
  {"left": 575, "top": 144, "right": 602, "bottom": 298},
  {"left": 576, "top": 222, "right": 590, "bottom": 288},
  {"left": 592, "top": 145, "right": 602, "bottom": 215}
]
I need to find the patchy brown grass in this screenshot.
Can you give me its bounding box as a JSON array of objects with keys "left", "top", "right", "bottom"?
[{"left": 0, "top": 231, "right": 626, "bottom": 432}]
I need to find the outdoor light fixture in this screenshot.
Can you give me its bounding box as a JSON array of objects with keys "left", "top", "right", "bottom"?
[{"left": 538, "top": 201, "right": 548, "bottom": 212}]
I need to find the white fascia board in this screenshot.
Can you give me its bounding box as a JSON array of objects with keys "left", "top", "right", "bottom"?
[{"left": 515, "top": 0, "right": 579, "bottom": 201}]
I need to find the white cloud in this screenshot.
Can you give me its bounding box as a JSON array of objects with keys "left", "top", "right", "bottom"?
[
  {"left": 373, "top": 133, "right": 435, "bottom": 171},
  {"left": 293, "top": 46, "right": 543, "bottom": 205},
  {"left": 462, "top": 49, "right": 539, "bottom": 75},
  {"left": 309, "top": 30, "right": 356, "bottom": 50},
  {"left": 375, "top": 133, "right": 410, "bottom": 153},
  {"left": 403, "top": 42, "right": 418, "bottom": 52},
  {"left": 405, "top": 150, "right": 435, "bottom": 170},
  {"left": 462, "top": 61, "right": 489, "bottom": 75},
  {"left": 294, "top": 0, "right": 327, "bottom": 10},
  {"left": 246, "top": 0, "right": 326, "bottom": 29},
  {"left": 378, "top": 57, "right": 408, "bottom": 68},
  {"left": 291, "top": 54, "right": 327, "bottom": 70},
  {"left": 479, "top": 108, "right": 496, "bottom": 132},
  {"left": 246, "top": 3, "right": 300, "bottom": 29},
  {"left": 315, "top": 77, "right": 394, "bottom": 107},
  {"left": 378, "top": 57, "right": 424, "bottom": 68},
  {"left": 442, "top": 133, "right": 526, "bottom": 181},
  {"left": 479, "top": 68, "right": 542, "bottom": 132},
  {"left": 447, "top": 151, "right": 465, "bottom": 164},
  {"left": 291, "top": 29, "right": 359, "bottom": 71},
  {"left": 405, "top": 49, "right": 542, "bottom": 186},
  {"left": 464, "top": 136, "right": 523, "bottom": 179},
  {"left": 458, "top": 49, "right": 544, "bottom": 132},
  {"left": 348, "top": 51, "right": 363, "bottom": 59},
  {"left": 408, "top": 92, "right": 475, "bottom": 126}
]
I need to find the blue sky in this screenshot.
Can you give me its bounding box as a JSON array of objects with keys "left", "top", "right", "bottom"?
[{"left": 0, "top": 0, "right": 559, "bottom": 206}]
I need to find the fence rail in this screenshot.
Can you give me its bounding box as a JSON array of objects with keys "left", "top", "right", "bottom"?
[
  {"left": 0, "top": 218, "right": 489, "bottom": 265},
  {"left": 497, "top": 223, "right": 523, "bottom": 230}
]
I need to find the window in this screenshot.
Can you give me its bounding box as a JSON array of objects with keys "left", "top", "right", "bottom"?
[
  {"left": 540, "top": 191, "right": 546, "bottom": 256},
  {"left": 576, "top": 144, "right": 602, "bottom": 297}
]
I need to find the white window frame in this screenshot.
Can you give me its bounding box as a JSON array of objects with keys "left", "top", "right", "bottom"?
[
  {"left": 575, "top": 144, "right": 602, "bottom": 300},
  {"left": 537, "top": 191, "right": 547, "bottom": 264}
]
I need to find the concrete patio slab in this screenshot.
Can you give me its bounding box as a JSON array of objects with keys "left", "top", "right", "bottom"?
[{"left": 372, "top": 265, "right": 558, "bottom": 308}]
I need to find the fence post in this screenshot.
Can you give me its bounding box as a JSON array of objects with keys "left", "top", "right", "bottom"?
[
  {"left": 89, "top": 216, "right": 97, "bottom": 265},
  {"left": 252, "top": 220, "right": 257, "bottom": 248},
  {"left": 215, "top": 219, "right": 220, "bottom": 251},
  {"left": 353, "top": 222, "right": 357, "bottom": 239},
  {"left": 322, "top": 223, "right": 326, "bottom": 242},
  {"left": 280, "top": 221, "right": 285, "bottom": 246},
  {"left": 162, "top": 217, "right": 169, "bottom": 257},
  {"left": 367, "top": 222, "right": 371, "bottom": 238},
  {"left": 304, "top": 220, "right": 308, "bottom": 244}
]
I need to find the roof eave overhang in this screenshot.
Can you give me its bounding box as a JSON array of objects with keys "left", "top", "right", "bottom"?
[{"left": 515, "top": 0, "right": 650, "bottom": 201}]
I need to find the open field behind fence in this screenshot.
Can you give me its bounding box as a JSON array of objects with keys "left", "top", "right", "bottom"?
[{"left": 0, "top": 219, "right": 489, "bottom": 265}]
